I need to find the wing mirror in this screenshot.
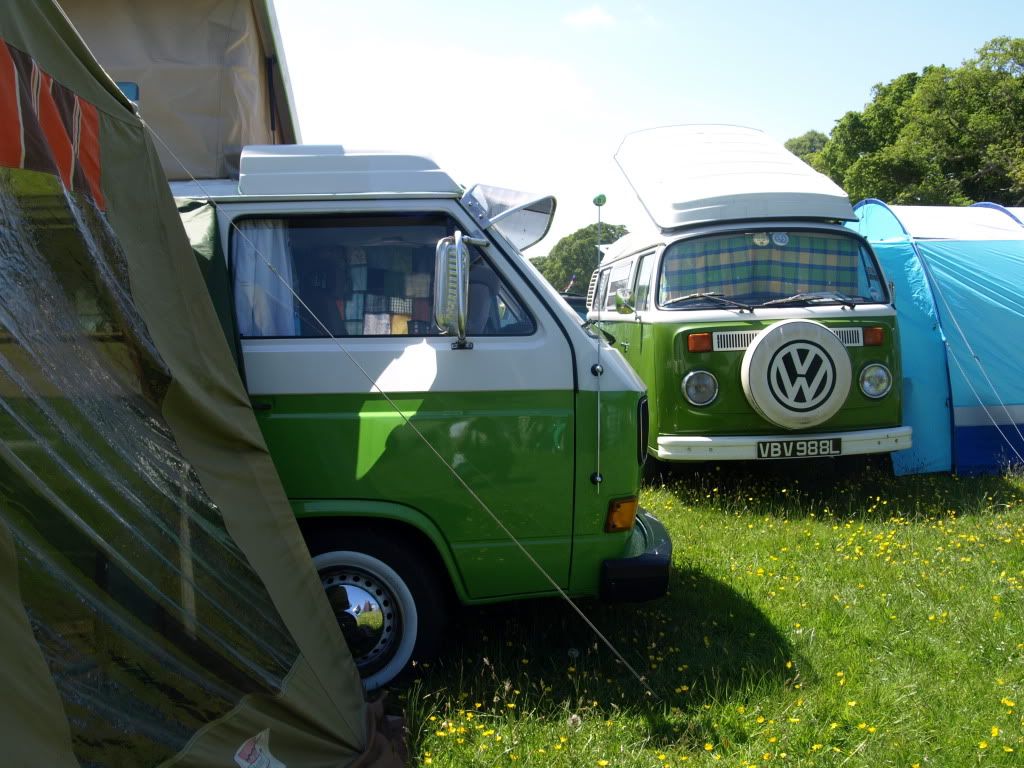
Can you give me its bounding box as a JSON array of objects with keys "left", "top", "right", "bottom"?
[
  {"left": 435, "top": 231, "right": 472, "bottom": 349},
  {"left": 614, "top": 288, "right": 635, "bottom": 315}
]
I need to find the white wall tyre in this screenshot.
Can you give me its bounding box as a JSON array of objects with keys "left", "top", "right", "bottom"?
[
  {"left": 311, "top": 532, "right": 444, "bottom": 691},
  {"left": 740, "top": 319, "right": 852, "bottom": 430}
]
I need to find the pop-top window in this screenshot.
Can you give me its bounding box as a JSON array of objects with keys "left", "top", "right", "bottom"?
[
  {"left": 232, "top": 213, "right": 534, "bottom": 338},
  {"left": 603, "top": 260, "right": 634, "bottom": 310},
  {"left": 658, "top": 230, "right": 887, "bottom": 309}
]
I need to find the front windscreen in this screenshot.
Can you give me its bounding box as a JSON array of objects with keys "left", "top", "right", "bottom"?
[{"left": 657, "top": 229, "right": 887, "bottom": 309}]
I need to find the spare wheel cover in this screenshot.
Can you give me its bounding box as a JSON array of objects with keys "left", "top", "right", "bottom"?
[{"left": 741, "top": 319, "right": 851, "bottom": 429}]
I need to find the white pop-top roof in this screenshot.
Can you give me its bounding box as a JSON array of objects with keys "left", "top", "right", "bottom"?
[
  {"left": 884, "top": 204, "right": 1024, "bottom": 241},
  {"left": 615, "top": 125, "right": 855, "bottom": 231},
  {"left": 235, "top": 145, "right": 463, "bottom": 197}
]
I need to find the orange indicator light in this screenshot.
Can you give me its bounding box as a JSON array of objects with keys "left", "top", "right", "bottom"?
[
  {"left": 688, "top": 332, "right": 713, "bottom": 353},
  {"left": 864, "top": 326, "right": 885, "bottom": 346},
  {"left": 605, "top": 497, "right": 638, "bottom": 533}
]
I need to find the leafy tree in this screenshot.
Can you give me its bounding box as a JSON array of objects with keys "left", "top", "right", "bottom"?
[
  {"left": 536, "top": 222, "right": 628, "bottom": 294},
  {"left": 816, "top": 37, "right": 1024, "bottom": 205},
  {"left": 784, "top": 130, "right": 828, "bottom": 163}
]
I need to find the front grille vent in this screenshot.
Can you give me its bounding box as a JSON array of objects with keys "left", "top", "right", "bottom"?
[{"left": 711, "top": 326, "right": 865, "bottom": 352}]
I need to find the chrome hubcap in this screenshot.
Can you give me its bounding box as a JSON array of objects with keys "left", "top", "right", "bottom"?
[{"left": 321, "top": 567, "right": 399, "bottom": 671}]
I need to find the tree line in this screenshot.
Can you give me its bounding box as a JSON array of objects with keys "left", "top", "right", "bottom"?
[
  {"left": 538, "top": 36, "right": 1022, "bottom": 291},
  {"left": 787, "top": 36, "right": 1023, "bottom": 207}
]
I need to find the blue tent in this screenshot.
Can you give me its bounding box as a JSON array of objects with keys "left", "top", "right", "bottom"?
[{"left": 849, "top": 201, "right": 1024, "bottom": 475}]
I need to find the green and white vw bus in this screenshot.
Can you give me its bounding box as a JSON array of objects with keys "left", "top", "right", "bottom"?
[
  {"left": 173, "top": 146, "right": 669, "bottom": 689},
  {"left": 589, "top": 126, "right": 912, "bottom": 463}
]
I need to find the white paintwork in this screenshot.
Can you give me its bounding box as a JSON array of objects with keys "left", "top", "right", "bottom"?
[
  {"left": 171, "top": 179, "right": 243, "bottom": 199},
  {"left": 243, "top": 333, "right": 572, "bottom": 395},
  {"left": 615, "top": 125, "right": 855, "bottom": 231},
  {"left": 953, "top": 404, "right": 1024, "bottom": 428},
  {"left": 655, "top": 426, "right": 913, "bottom": 461},
  {"left": 883, "top": 205, "right": 1024, "bottom": 241},
  {"left": 238, "top": 146, "right": 463, "bottom": 197}
]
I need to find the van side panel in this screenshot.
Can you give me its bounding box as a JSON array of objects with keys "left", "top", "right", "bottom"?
[
  {"left": 254, "top": 388, "right": 574, "bottom": 599},
  {"left": 568, "top": 389, "right": 644, "bottom": 595}
]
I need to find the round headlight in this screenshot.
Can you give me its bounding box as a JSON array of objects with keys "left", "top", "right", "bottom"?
[
  {"left": 683, "top": 370, "right": 718, "bottom": 406},
  {"left": 859, "top": 363, "right": 892, "bottom": 399}
]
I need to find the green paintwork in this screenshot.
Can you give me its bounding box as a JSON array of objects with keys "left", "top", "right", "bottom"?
[
  {"left": 602, "top": 316, "right": 903, "bottom": 449},
  {"left": 253, "top": 387, "right": 645, "bottom": 602},
  {"left": 569, "top": 389, "right": 644, "bottom": 595}
]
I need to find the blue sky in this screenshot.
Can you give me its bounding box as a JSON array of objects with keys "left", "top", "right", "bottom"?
[{"left": 275, "top": 1, "right": 1023, "bottom": 254}]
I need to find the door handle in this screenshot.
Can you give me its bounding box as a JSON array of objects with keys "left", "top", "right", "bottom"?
[{"left": 620, "top": 341, "right": 630, "bottom": 351}]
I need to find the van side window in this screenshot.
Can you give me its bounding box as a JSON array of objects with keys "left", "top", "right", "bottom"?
[
  {"left": 603, "top": 260, "right": 634, "bottom": 310},
  {"left": 591, "top": 269, "right": 610, "bottom": 312},
  {"left": 633, "top": 253, "right": 656, "bottom": 311},
  {"left": 232, "top": 214, "right": 534, "bottom": 337}
]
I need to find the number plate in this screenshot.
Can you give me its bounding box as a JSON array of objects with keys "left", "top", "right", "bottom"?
[{"left": 756, "top": 437, "right": 842, "bottom": 459}]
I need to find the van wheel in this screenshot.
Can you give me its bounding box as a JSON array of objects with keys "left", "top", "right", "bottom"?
[{"left": 310, "top": 532, "right": 445, "bottom": 690}]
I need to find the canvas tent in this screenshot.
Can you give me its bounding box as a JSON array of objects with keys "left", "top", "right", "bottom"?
[
  {"left": 59, "top": 0, "right": 299, "bottom": 180},
  {"left": 849, "top": 200, "right": 1024, "bottom": 475},
  {"left": 0, "top": 3, "right": 400, "bottom": 765}
]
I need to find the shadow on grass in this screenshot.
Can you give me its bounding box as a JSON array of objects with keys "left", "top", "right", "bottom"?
[
  {"left": 645, "top": 455, "right": 1023, "bottom": 521},
  {"left": 401, "top": 563, "right": 799, "bottom": 752}
]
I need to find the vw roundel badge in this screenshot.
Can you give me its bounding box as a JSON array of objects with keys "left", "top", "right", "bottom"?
[{"left": 766, "top": 340, "right": 836, "bottom": 412}]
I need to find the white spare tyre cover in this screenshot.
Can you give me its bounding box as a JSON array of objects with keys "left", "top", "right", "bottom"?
[{"left": 741, "top": 319, "right": 851, "bottom": 429}]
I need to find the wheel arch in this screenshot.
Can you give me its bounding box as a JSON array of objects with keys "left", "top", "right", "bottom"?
[{"left": 294, "top": 499, "right": 468, "bottom": 603}]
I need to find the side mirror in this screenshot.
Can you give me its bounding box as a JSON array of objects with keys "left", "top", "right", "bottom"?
[
  {"left": 614, "top": 288, "right": 635, "bottom": 315},
  {"left": 434, "top": 230, "right": 471, "bottom": 348}
]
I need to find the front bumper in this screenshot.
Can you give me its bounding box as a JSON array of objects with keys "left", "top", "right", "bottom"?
[
  {"left": 655, "top": 425, "right": 913, "bottom": 462},
  {"left": 599, "top": 510, "right": 672, "bottom": 602}
]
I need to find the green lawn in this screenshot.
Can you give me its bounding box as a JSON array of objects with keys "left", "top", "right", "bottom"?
[{"left": 402, "top": 459, "right": 1024, "bottom": 767}]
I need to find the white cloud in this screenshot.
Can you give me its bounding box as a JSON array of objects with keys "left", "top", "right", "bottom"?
[{"left": 563, "top": 6, "right": 615, "bottom": 28}]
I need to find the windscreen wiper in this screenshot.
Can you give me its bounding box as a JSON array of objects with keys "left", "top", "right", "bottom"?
[
  {"left": 661, "top": 291, "right": 753, "bottom": 312},
  {"left": 760, "top": 291, "right": 860, "bottom": 309}
]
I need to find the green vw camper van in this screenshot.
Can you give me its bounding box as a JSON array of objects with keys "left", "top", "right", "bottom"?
[
  {"left": 174, "top": 147, "right": 670, "bottom": 689},
  {"left": 589, "top": 126, "right": 912, "bottom": 463}
]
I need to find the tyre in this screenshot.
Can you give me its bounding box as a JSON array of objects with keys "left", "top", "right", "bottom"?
[{"left": 309, "top": 530, "right": 445, "bottom": 690}]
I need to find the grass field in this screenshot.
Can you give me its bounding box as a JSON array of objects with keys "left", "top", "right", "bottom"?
[{"left": 401, "top": 459, "right": 1024, "bottom": 767}]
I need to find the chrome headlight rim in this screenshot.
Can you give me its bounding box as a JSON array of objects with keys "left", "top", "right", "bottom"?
[
  {"left": 859, "top": 363, "right": 893, "bottom": 399},
  {"left": 682, "top": 370, "right": 719, "bottom": 407}
]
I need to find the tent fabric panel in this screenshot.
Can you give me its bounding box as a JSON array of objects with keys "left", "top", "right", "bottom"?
[
  {"left": 177, "top": 198, "right": 241, "bottom": 367},
  {"left": 952, "top": 424, "right": 1024, "bottom": 476},
  {"left": 916, "top": 240, "right": 1024, "bottom": 473},
  {"left": 885, "top": 205, "right": 1024, "bottom": 241},
  {"left": 871, "top": 241, "right": 952, "bottom": 474},
  {"left": 99, "top": 89, "right": 371, "bottom": 756},
  {"left": 0, "top": 523, "right": 79, "bottom": 768},
  {"left": 0, "top": 0, "right": 135, "bottom": 121},
  {"left": 60, "top": 0, "right": 278, "bottom": 180},
  {"left": 1, "top": 3, "right": 401, "bottom": 765},
  {"left": 851, "top": 199, "right": 908, "bottom": 241}
]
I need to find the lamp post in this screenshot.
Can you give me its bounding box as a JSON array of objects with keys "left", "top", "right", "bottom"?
[{"left": 593, "top": 193, "right": 607, "bottom": 259}]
